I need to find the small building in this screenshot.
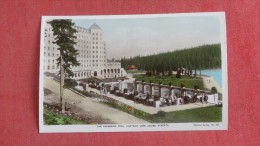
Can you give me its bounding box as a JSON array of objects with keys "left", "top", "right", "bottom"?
[{"left": 127, "top": 65, "right": 138, "bottom": 70}]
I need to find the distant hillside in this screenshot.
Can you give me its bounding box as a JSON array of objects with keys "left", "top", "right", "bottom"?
[{"left": 121, "top": 44, "right": 221, "bottom": 74}]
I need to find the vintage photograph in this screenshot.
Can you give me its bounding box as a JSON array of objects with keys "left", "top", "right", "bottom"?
[{"left": 39, "top": 12, "right": 227, "bottom": 132}]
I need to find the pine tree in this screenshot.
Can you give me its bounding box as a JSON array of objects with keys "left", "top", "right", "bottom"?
[{"left": 48, "top": 19, "right": 80, "bottom": 113}]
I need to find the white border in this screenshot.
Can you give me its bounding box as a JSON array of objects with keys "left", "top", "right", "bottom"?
[{"left": 39, "top": 12, "right": 228, "bottom": 133}]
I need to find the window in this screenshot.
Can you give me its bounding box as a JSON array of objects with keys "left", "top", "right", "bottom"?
[{"left": 47, "top": 66, "right": 50, "bottom": 70}]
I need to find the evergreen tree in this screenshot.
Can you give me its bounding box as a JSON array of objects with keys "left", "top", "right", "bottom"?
[{"left": 48, "top": 19, "right": 80, "bottom": 113}]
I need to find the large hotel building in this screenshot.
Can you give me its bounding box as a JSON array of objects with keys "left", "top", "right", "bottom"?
[{"left": 43, "top": 22, "right": 127, "bottom": 79}]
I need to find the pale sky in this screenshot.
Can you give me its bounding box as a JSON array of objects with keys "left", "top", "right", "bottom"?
[{"left": 73, "top": 15, "right": 221, "bottom": 59}]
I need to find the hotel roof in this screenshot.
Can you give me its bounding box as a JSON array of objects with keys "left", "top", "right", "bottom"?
[{"left": 89, "top": 23, "right": 101, "bottom": 30}]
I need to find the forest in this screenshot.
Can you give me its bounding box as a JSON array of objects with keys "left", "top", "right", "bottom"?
[{"left": 121, "top": 44, "right": 221, "bottom": 75}]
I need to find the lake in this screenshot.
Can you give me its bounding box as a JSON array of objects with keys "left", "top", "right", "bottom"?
[{"left": 199, "top": 69, "right": 222, "bottom": 87}]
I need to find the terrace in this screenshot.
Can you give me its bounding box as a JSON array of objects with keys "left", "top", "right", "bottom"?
[{"left": 76, "top": 80, "right": 219, "bottom": 114}]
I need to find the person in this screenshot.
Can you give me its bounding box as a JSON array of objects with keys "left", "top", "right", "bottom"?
[
  {"left": 104, "top": 88, "right": 107, "bottom": 95},
  {"left": 163, "top": 94, "right": 169, "bottom": 106},
  {"left": 160, "top": 96, "right": 166, "bottom": 106},
  {"left": 171, "top": 93, "right": 177, "bottom": 105},
  {"left": 145, "top": 93, "right": 150, "bottom": 105},
  {"left": 100, "top": 87, "right": 103, "bottom": 94}
]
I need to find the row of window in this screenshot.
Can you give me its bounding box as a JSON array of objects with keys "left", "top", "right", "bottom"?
[
  {"left": 77, "top": 55, "right": 106, "bottom": 58},
  {"left": 75, "top": 39, "right": 102, "bottom": 44},
  {"left": 44, "top": 65, "right": 59, "bottom": 70},
  {"left": 44, "top": 46, "right": 57, "bottom": 51},
  {"left": 44, "top": 52, "right": 59, "bottom": 57},
  {"left": 76, "top": 45, "right": 104, "bottom": 49},
  {"left": 44, "top": 52, "right": 106, "bottom": 58},
  {"left": 74, "top": 32, "right": 101, "bottom": 39}
]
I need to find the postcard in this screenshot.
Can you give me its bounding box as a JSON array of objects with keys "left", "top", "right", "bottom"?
[{"left": 39, "top": 12, "right": 228, "bottom": 133}]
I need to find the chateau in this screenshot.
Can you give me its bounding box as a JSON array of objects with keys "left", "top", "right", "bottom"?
[{"left": 43, "top": 22, "right": 127, "bottom": 79}]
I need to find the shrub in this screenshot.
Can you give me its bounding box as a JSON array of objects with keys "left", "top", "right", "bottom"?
[
  {"left": 180, "top": 83, "right": 185, "bottom": 88},
  {"left": 211, "top": 86, "right": 218, "bottom": 94},
  {"left": 64, "top": 78, "right": 78, "bottom": 88},
  {"left": 194, "top": 84, "right": 199, "bottom": 90}
]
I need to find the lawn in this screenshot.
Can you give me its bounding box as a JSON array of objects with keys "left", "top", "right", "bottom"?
[
  {"left": 147, "top": 106, "right": 222, "bottom": 123},
  {"left": 44, "top": 108, "right": 87, "bottom": 125},
  {"left": 126, "top": 70, "right": 146, "bottom": 74},
  {"left": 133, "top": 74, "right": 206, "bottom": 90}
]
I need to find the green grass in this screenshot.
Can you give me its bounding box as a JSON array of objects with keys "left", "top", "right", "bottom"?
[
  {"left": 147, "top": 106, "right": 222, "bottom": 123},
  {"left": 44, "top": 108, "right": 87, "bottom": 125},
  {"left": 133, "top": 74, "right": 206, "bottom": 90},
  {"left": 101, "top": 95, "right": 222, "bottom": 123},
  {"left": 126, "top": 70, "right": 146, "bottom": 74}
]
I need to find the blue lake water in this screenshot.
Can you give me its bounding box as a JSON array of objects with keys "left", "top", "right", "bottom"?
[{"left": 199, "top": 69, "right": 222, "bottom": 87}]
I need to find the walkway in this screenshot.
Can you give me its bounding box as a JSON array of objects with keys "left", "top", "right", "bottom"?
[{"left": 44, "top": 77, "right": 149, "bottom": 124}]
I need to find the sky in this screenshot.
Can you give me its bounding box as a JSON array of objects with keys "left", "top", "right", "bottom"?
[{"left": 73, "top": 15, "right": 221, "bottom": 59}]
